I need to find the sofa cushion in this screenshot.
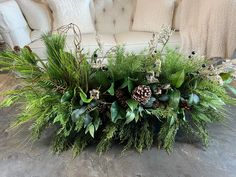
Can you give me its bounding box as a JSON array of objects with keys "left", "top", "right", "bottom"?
[
  {"left": 0, "top": 0, "right": 31, "bottom": 47},
  {"left": 132, "top": 0, "right": 175, "bottom": 32},
  {"left": 31, "top": 30, "right": 44, "bottom": 41},
  {"left": 91, "top": 0, "right": 136, "bottom": 34},
  {"left": 47, "top": 0, "right": 95, "bottom": 34},
  {"left": 115, "top": 31, "right": 181, "bottom": 53},
  {"left": 16, "top": 0, "right": 52, "bottom": 33},
  {"left": 29, "top": 34, "right": 116, "bottom": 59}
]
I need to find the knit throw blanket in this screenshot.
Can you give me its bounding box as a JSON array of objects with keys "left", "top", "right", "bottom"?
[{"left": 180, "top": 0, "right": 236, "bottom": 58}]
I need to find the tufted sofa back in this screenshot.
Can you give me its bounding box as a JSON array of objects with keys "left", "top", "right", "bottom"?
[
  {"left": 90, "top": 0, "right": 136, "bottom": 34},
  {"left": 0, "top": 0, "right": 182, "bottom": 48}
]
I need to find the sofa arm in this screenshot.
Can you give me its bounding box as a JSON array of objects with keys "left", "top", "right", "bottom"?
[{"left": 0, "top": 0, "right": 31, "bottom": 48}]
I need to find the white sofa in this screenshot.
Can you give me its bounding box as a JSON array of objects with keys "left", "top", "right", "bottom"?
[{"left": 0, "top": 0, "right": 182, "bottom": 59}]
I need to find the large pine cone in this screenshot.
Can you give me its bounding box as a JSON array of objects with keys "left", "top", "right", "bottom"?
[{"left": 132, "top": 85, "right": 152, "bottom": 105}]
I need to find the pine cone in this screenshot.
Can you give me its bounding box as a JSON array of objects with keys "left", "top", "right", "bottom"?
[
  {"left": 115, "top": 89, "right": 128, "bottom": 108},
  {"left": 132, "top": 85, "right": 152, "bottom": 105},
  {"left": 180, "top": 101, "right": 191, "bottom": 110},
  {"left": 13, "top": 46, "right": 21, "bottom": 53},
  {"left": 98, "top": 103, "right": 108, "bottom": 114},
  {"left": 152, "top": 101, "right": 160, "bottom": 109},
  {"left": 153, "top": 87, "right": 162, "bottom": 96}
]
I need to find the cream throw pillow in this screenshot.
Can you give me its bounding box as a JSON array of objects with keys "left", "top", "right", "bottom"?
[
  {"left": 47, "top": 0, "right": 95, "bottom": 34},
  {"left": 0, "top": 0, "right": 31, "bottom": 47},
  {"left": 132, "top": 0, "right": 175, "bottom": 32},
  {"left": 16, "top": 0, "right": 52, "bottom": 33}
]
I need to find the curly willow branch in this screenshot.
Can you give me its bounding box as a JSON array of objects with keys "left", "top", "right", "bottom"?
[{"left": 56, "top": 23, "right": 83, "bottom": 59}]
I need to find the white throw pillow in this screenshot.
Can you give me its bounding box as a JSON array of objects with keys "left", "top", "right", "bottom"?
[
  {"left": 47, "top": 0, "right": 95, "bottom": 34},
  {"left": 16, "top": 0, "right": 52, "bottom": 32},
  {"left": 0, "top": 0, "right": 31, "bottom": 47},
  {"left": 132, "top": 0, "right": 175, "bottom": 32}
]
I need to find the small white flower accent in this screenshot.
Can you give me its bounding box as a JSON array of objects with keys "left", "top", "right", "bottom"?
[
  {"left": 146, "top": 71, "right": 159, "bottom": 84},
  {"left": 90, "top": 89, "right": 100, "bottom": 100}
]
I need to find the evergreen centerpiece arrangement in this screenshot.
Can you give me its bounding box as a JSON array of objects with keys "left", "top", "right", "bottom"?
[{"left": 0, "top": 24, "right": 236, "bottom": 157}]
